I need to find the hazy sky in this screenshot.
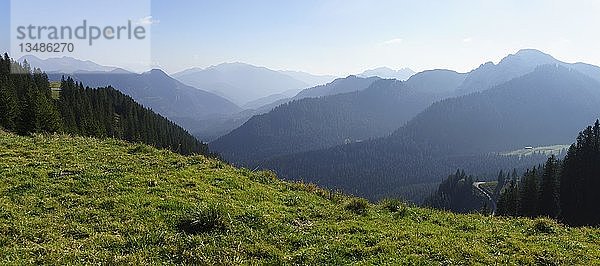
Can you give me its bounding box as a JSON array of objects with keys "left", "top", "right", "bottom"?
[{"left": 2, "top": 0, "right": 600, "bottom": 75}]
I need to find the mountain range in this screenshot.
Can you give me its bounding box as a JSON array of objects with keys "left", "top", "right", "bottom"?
[
  {"left": 21, "top": 56, "right": 244, "bottom": 122},
  {"left": 212, "top": 49, "right": 600, "bottom": 202},
  {"left": 47, "top": 69, "right": 243, "bottom": 135},
  {"left": 13, "top": 49, "right": 600, "bottom": 203},
  {"left": 263, "top": 65, "right": 600, "bottom": 200},
  {"left": 24, "top": 55, "right": 425, "bottom": 142},
  {"left": 25, "top": 49, "right": 600, "bottom": 205},
  {"left": 23, "top": 57, "right": 325, "bottom": 141},
  {"left": 211, "top": 71, "right": 466, "bottom": 164},
  {"left": 172, "top": 62, "right": 335, "bottom": 106},
  {"left": 189, "top": 75, "right": 382, "bottom": 141}
]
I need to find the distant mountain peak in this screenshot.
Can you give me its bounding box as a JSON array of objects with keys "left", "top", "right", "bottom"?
[
  {"left": 147, "top": 68, "right": 168, "bottom": 74},
  {"left": 143, "top": 68, "right": 173, "bottom": 79},
  {"left": 358, "top": 67, "right": 415, "bottom": 80},
  {"left": 499, "top": 49, "right": 557, "bottom": 65},
  {"left": 110, "top": 68, "right": 133, "bottom": 74},
  {"left": 173, "top": 62, "right": 312, "bottom": 106},
  {"left": 457, "top": 49, "right": 562, "bottom": 95},
  {"left": 514, "top": 48, "right": 551, "bottom": 56}
]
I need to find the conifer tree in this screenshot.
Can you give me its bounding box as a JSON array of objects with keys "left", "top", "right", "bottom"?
[
  {"left": 561, "top": 120, "right": 600, "bottom": 226},
  {"left": 539, "top": 155, "right": 560, "bottom": 218},
  {"left": 0, "top": 54, "right": 208, "bottom": 156},
  {"left": 518, "top": 168, "right": 539, "bottom": 217},
  {"left": 494, "top": 170, "right": 506, "bottom": 200},
  {"left": 0, "top": 54, "right": 18, "bottom": 130},
  {"left": 497, "top": 179, "right": 519, "bottom": 216}
]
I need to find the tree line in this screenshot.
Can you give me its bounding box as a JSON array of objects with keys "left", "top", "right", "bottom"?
[
  {"left": 0, "top": 54, "right": 208, "bottom": 155},
  {"left": 497, "top": 120, "right": 600, "bottom": 226},
  {"left": 427, "top": 119, "right": 600, "bottom": 226}
]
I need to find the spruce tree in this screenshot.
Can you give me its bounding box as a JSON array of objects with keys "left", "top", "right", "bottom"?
[
  {"left": 519, "top": 168, "right": 539, "bottom": 217},
  {"left": 494, "top": 170, "right": 505, "bottom": 200},
  {"left": 539, "top": 155, "right": 560, "bottom": 218},
  {"left": 560, "top": 120, "right": 600, "bottom": 226},
  {"left": 498, "top": 179, "right": 519, "bottom": 217},
  {"left": 1, "top": 54, "right": 207, "bottom": 156},
  {"left": 0, "top": 54, "right": 18, "bottom": 130}
]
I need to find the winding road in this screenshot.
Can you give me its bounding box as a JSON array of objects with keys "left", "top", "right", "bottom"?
[{"left": 473, "top": 182, "right": 497, "bottom": 216}]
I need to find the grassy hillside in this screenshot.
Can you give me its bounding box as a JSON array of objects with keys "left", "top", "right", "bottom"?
[{"left": 0, "top": 132, "right": 599, "bottom": 264}]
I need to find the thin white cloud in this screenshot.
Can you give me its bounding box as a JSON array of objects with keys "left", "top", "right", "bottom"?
[
  {"left": 136, "top": 16, "right": 160, "bottom": 26},
  {"left": 382, "top": 38, "right": 404, "bottom": 46},
  {"left": 463, "top": 37, "right": 473, "bottom": 43}
]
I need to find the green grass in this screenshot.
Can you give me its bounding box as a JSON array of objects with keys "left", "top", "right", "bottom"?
[
  {"left": 502, "top": 144, "right": 570, "bottom": 157},
  {"left": 1, "top": 131, "right": 599, "bottom": 265}
]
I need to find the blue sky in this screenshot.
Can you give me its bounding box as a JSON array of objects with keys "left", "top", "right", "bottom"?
[
  {"left": 0, "top": 0, "right": 7, "bottom": 52},
  {"left": 3, "top": 0, "right": 600, "bottom": 75}
]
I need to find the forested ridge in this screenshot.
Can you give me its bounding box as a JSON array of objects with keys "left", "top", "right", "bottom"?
[
  {"left": 0, "top": 54, "right": 208, "bottom": 155},
  {"left": 213, "top": 50, "right": 600, "bottom": 168},
  {"left": 212, "top": 71, "right": 467, "bottom": 165},
  {"left": 212, "top": 79, "right": 420, "bottom": 164}
]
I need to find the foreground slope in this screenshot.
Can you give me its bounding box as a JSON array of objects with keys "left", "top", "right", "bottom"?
[{"left": 1, "top": 132, "right": 599, "bottom": 264}]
